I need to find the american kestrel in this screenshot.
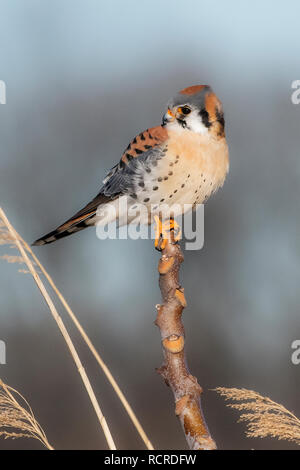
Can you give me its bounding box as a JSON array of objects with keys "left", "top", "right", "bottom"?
[{"left": 33, "top": 85, "right": 229, "bottom": 246}]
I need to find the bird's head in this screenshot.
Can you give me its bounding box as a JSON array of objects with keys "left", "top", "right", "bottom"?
[{"left": 162, "top": 85, "right": 225, "bottom": 137}]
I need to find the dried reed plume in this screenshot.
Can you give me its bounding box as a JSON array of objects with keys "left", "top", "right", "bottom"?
[
  {"left": 0, "top": 379, "right": 53, "bottom": 449},
  {"left": 215, "top": 387, "right": 300, "bottom": 446}
]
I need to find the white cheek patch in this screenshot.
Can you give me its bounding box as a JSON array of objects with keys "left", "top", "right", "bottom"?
[
  {"left": 166, "top": 111, "right": 209, "bottom": 135},
  {"left": 186, "top": 111, "right": 209, "bottom": 135}
]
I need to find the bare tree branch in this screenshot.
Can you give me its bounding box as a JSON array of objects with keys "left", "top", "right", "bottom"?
[{"left": 155, "top": 234, "right": 216, "bottom": 450}]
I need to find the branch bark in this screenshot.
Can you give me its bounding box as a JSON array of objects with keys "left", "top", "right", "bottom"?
[{"left": 155, "top": 235, "right": 217, "bottom": 450}]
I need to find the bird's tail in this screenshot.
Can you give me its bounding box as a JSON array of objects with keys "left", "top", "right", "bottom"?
[
  {"left": 32, "top": 211, "right": 96, "bottom": 246},
  {"left": 32, "top": 193, "right": 112, "bottom": 246}
]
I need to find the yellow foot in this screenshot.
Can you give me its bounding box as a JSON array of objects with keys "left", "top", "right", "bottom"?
[{"left": 154, "top": 216, "right": 182, "bottom": 251}]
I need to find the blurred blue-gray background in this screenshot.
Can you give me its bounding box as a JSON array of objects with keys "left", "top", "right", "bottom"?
[{"left": 0, "top": 0, "right": 300, "bottom": 449}]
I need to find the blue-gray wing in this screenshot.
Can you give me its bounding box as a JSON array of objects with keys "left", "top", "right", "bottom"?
[
  {"left": 32, "top": 126, "right": 168, "bottom": 245},
  {"left": 101, "top": 125, "right": 168, "bottom": 197}
]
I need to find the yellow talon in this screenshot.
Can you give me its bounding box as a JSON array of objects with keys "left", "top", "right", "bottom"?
[
  {"left": 154, "top": 215, "right": 162, "bottom": 248},
  {"left": 154, "top": 216, "right": 181, "bottom": 251},
  {"left": 169, "top": 218, "right": 182, "bottom": 242}
]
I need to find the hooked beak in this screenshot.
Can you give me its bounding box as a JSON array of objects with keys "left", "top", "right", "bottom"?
[{"left": 162, "top": 108, "right": 175, "bottom": 126}]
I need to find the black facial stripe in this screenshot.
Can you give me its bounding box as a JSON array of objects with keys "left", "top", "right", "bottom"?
[
  {"left": 216, "top": 108, "right": 225, "bottom": 129},
  {"left": 176, "top": 118, "right": 188, "bottom": 129},
  {"left": 199, "top": 109, "right": 212, "bottom": 128}
]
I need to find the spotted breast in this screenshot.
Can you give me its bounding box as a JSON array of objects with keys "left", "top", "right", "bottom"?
[{"left": 126, "top": 128, "right": 229, "bottom": 222}]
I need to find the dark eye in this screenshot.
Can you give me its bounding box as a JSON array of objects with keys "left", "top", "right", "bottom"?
[{"left": 180, "top": 106, "right": 191, "bottom": 115}]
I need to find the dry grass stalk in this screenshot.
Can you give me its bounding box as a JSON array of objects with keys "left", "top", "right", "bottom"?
[
  {"left": 0, "top": 210, "right": 153, "bottom": 449},
  {"left": 0, "top": 207, "right": 116, "bottom": 450},
  {"left": 155, "top": 233, "right": 216, "bottom": 450},
  {"left": 23, "top": 241, "right": 153, "bottom": 450},
  {"left": 215, "top": 387, "right": 300, "bottom": 446},
  {"left": 0, "top": 210, "right": 153, "bottom": 450},
  {"left": 0, "top": 379, "right": 53, "bottom": 449}
]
